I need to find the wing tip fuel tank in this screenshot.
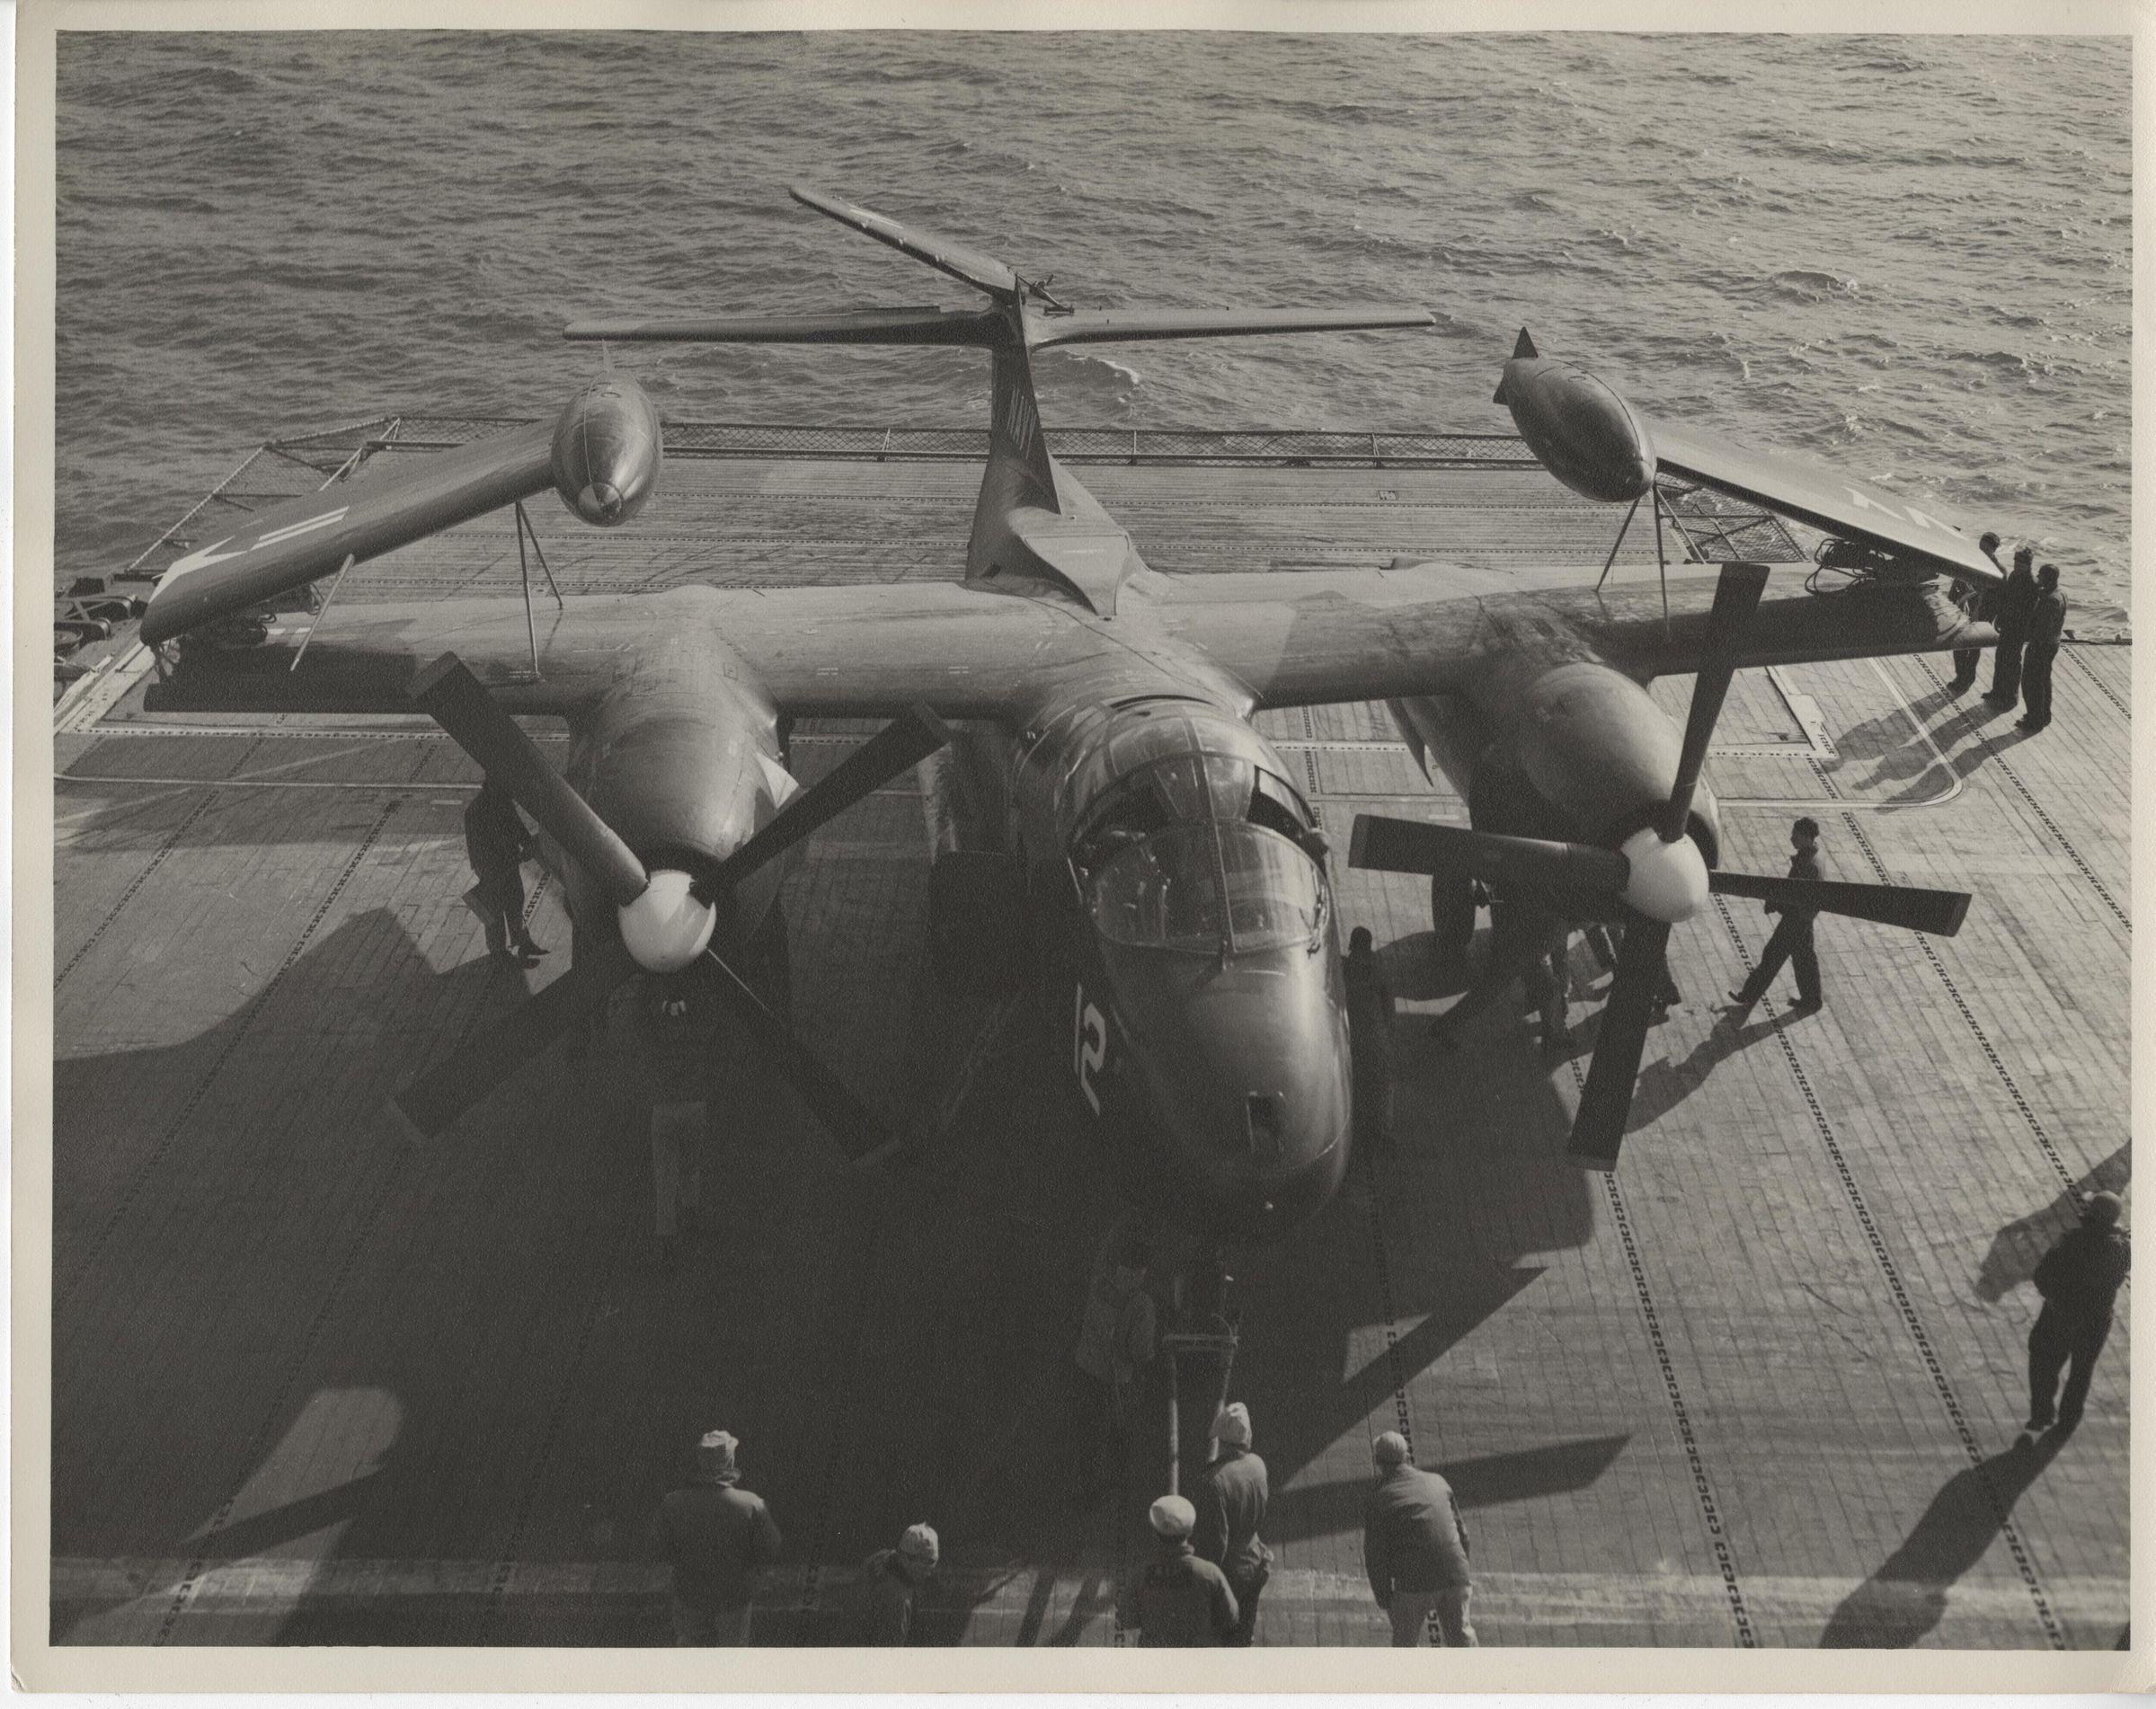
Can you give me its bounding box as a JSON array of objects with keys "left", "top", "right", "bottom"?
[
  {"left": 1496, "top": 328, "right": 1656, "bottom": 505},
  {"left": 139, "top": 376, "right": 665, "bottom": 644}
]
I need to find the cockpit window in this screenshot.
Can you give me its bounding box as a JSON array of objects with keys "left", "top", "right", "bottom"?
[
  {"left": 1075, "top": 754, "right": 1309, "bottom": 872},
  {"left": 1250, "top": 768, "right": 1310, "bottom": 841},
  {"left": 1092, "top": 823, "right": 1325, "bottom": 954}
]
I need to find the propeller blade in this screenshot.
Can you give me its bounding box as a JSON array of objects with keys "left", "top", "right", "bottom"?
[
  {"left": 1708, "top": 871, "right": 1972, "bottom": 936},
  {"left": 699, "top": 704, "right": 951, "bottom": 899},
  {"left": 1349, "top": 814, "right": 1631, "bottom": 895},
  {"left": 1659, "top": 562, "right": 1770, "bottom": 842},
  {"left": 702, "top": 947, "right": 896, "bottom": 1164},
  {"left": 410, "top": 653, "right": 649, "bottom": 908},
  {"left": 393, "top": 934, "right": 638, "bottom": 1139},
  {"left": 1566, "top": 918, "right": 1672, "bottom": 1172}
]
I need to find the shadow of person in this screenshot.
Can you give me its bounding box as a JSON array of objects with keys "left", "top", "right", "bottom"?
[
  {"left": 1624, "top": 1011, "right": 1780, "bottom": 1130},
  {"left": 1975, "top": 1145, "right": 2131, "bottom": 1303},
  {"left": 1818, "top": 1433, "right": 2061, "bottom": 1647},
  {"left": 1882, "top": 721, "right": 2033, "bottom": 807}
]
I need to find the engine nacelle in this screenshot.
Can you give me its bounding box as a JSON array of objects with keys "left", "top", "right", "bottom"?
[
  {"left": 1510, "top": 661, "right": 1720, "bottom": 863},
  {"left": 1495, "top": 330, "right": 1655, "bottom": 505},
  {"left": 552, "top": 376, "right": 663, "bottom": 527},
  {"left": 562, "top": 627, "right": 795, "bottom": 947}
]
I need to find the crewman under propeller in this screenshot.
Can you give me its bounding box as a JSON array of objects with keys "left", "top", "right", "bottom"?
[
  {"left": 463, "top": 776, "right": 545, "bottom": 966},
  {"left": 1427, "top": 896, "right": 1584, "bottom": 1057},
  {"left": 1723, "top": 817, "right": 1825, "bottom": 1026},
  {"left": 638, "top": 978, "right": 719, "bottom": 1271}
]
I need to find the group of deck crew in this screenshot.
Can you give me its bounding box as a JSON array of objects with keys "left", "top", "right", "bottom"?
[
  {"left": 648, "top": 1400, "right": 1477, "bottom": 1648},
  {"left": 1947, "top": 533, "right": 2073, "bottom": 733}
]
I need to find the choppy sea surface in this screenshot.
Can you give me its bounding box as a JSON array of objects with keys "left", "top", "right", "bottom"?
[{"left": 54, "top": 31, "right": 2131, "bottom": 623}]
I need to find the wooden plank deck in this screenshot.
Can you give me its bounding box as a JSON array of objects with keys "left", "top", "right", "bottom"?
[{"left": 49, "top": 444, "right": 2128, "bottom": 1649}]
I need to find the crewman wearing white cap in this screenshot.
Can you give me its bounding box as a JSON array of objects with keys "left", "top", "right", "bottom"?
[
  {"left": 1193, "top": 1402, "right": 1273, "bottom": 1645},
  {"left": 1363, "top": 1431, "right": 1476, "bottom": 1646},
  {"left": 840, "top": 1521, "right": 942, "bottom": 1645},
  {"left": 650, "top": 1429, "right": 784, "bottom": 1645},
  {"left": 1132, "top": 1492, "right": 1239, "bottom": 1645}
]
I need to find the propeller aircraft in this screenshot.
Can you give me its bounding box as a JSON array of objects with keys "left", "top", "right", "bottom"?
[{"left": 136, "top": 185, "right": 1996, "bottom": 1253}]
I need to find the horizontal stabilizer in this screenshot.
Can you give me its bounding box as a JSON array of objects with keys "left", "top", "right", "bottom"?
[
  {"left": 140, "top": 421, "right": 555, "bottom": 645},
  {"left": 789, "top": 183, "right": 1023, "bottom": 297},
  {"left": 564, "top": 306, "right": 1003, "bottom": 347},
  {"left": 1647, "top": 414, "right": 2001, "bottom": 586},
  {"left": 1033, "top": 307, "right": 1435, "bottom": 348}
]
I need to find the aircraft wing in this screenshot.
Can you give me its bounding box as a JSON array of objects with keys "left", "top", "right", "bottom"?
[
  {"left": 1644, "top": 415, "right": 2001, "bottom": 586},
  {"left": 138, "top": 421, "right": 557, "bottom": 646},
  {"left": 143, "top": 582, "right": 1113, "bottom": 722},
  {"left": 1154, "top": 561, "right": 1988, "bottom": 710}
]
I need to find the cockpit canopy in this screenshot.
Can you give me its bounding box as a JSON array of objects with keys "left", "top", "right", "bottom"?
[
  {"left": 1068, "top": 705, "right": 1327, "bottom": 955},
  {"left": 1093, "top": 822, "right": 1325, "bottom": 953}
]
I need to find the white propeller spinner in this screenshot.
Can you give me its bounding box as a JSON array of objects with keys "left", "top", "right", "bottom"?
[
  {"left": 618, "top": 870, "right": 717, "bottom": 972},
  {"left": 1617, "top": 826, "right": 1710, "bottom": 925}
]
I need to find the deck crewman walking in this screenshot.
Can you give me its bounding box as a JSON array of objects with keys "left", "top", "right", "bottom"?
[
  {"left": 1985, "top": 545, "right": 2038, "bottom": 707},
  {"left": 2016, "top": 563, "right": 2067, "bottom": 734},
  {"left": 1193, "top": 1402, "right": 1273, "bottom": 1646},
  {"left": 1363, "top": 1431, "right": 1476, "bottom": 1647},
  {"left": 1723, "top": 817, "right": 1825, "bottom": 1024},
  {"left": 651, "top": 1429, "right": 784, "bottom": 1646},
  {"left": 2025, "top": 1191, "right": 2129, "bottom": 1435}
]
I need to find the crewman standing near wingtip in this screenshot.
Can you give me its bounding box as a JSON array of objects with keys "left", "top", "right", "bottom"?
[
  {"left": 464, "top": 775, "right": 546, "bottom": 965},
  {"left": 1985, "top": 545, "right": 2038, "bottom": 707},
  {"left": 1723, "top": 817, "right": 1824, "bottom": 1026},
  {"left": 2025, "top": 1191, "right": 2128, "bottom": 1436},
  {"left": 651, "top": 1429, "right": 784, "bottom": 1646},
  {"left": 2016, "top": 563, "right": 2067, "bottom": 733},
  {"left": 1948, "top": 532, "right": 2006, "bottom": 693}
]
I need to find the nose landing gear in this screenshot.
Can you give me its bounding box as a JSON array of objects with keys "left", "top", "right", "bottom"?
[{"left": 1163, "top": 1242, "right": 1242, "bottom": 1495}]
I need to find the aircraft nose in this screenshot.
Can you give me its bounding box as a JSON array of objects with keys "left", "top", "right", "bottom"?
[{"left": 1110, "top": 945, "right": 1352, "bottom": 1242}]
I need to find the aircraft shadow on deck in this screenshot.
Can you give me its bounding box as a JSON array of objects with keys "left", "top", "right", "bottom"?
[{"left": 57, "top": 902, "right": 1662, "bottom": 1644}]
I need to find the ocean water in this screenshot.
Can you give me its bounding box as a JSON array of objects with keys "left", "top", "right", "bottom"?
[{"left": 54, "top": 31, "right": 2132, "bottom": 622}]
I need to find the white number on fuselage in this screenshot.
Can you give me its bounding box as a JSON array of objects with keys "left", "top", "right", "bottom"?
[{"left": 1073, "top": 984, "right": 1107, "bottom": 1116}]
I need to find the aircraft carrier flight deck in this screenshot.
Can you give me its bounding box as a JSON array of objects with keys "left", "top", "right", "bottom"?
[{"left": 47, "top": 419, "right": 2130, "bottom": 1649}]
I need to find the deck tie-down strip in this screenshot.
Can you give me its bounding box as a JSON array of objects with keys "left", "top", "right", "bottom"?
[
  {"left": 58, "top": 798, "right": 402, "bottom": 1316},
  {"left": 155, "top": 874, "right": 554, "bottom": 1643},
  {"left": 1559, "top": 1058, "right": 1757, "bottom": 1647},
  {"left": 1709, "top": 894, "right": 2066, "bottom": 1650},
  {"left": 54, "top": 789, "right": 224, "bottom": 988}
]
